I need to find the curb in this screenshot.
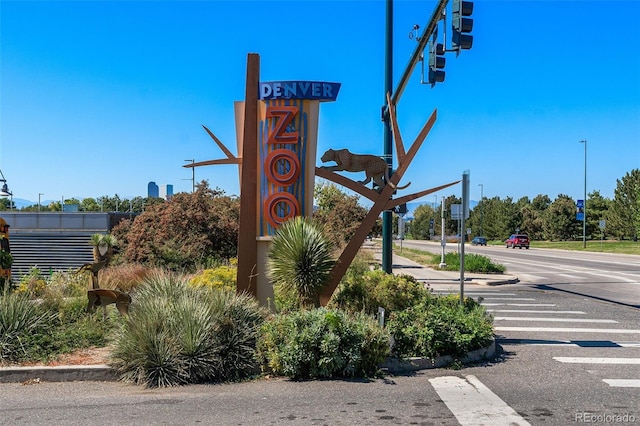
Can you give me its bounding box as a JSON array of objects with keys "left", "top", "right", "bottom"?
[
  {"left": 474, "top": 277, "right": 520, "bottom": 286},
  {"left": 380, "top": 338, "right": 496, "bottom": 374},
  {"left": 0, "top": 364, "right": 117, "bottom": 383},
  {"left": 0, "top": 339, "right": 497, "bottom": 383}
]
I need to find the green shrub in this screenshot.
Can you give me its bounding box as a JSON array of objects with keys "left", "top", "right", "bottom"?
[
  {"left": 437, "top": 252, "right": 506, "bottom": 273},
  {"left": 256, "top": 308, "right": 390, "bottom": 379},
  {"left": 0, "top": 289, "right": 56, "bottom": 364},
  {"left": 16, "top": 266, "right": 48, "bottom": 298},
  {"left": 110, "top": 271, "right": 267, "bottom": 388},
  {"left": 328, "top": 269, "right": 430, "bottom": 318},
  {"left": 188, "top": 266, "right": 236, "bottom": 292},
  {"left": 387, "top": 294, "right": 494, "bottom": 359}
]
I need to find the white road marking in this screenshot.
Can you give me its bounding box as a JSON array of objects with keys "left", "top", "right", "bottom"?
[
  {"left": 603, "top": 379, "right": 640, "bottom": 388},
  {"left": 486, "top": 309, "right": 585, "bottom": 314},
  {"left": 481, "top": 297, "right": 536, "bottom": 301},
  {"left": 482, "top": 303, "right": 556, "bottom": 307},
  {"left": 429, "top": 375, "right": 531, "bottom": 426},
  {"left": 493, "top": 317, "right": 618, "bottom": 323},
  {"left": 553, "top": 357, "right": 640, "bottom": 364},
  {"left": 495, "top": 327, "right": 640, "bottom": 334},
  {"left": 499, "top": 340, "right": 640, "bottom": 348}
]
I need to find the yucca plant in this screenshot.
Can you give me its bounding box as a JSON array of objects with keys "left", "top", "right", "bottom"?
[
  {"left": 267, "top": 216, "right": 336, "bottom": 309},
  {"left": 0, "top": 289, "right": 56, "bottom": 364},
  {"left": 89, "top": 233, "right": 118, "bottom": 266}
]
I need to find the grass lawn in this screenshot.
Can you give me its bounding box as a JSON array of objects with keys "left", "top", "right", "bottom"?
[{"left": 526, "top": 240, "right": 640, "bottom": 255}]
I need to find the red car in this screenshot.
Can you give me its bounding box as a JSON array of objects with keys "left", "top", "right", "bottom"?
[{"left": 506, "top": 234, "right": 530, "bottom": 249}]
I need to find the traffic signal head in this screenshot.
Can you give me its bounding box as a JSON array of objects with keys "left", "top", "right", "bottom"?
[
  {"left": 452, "top": 0, "right": 473, "bottom": 52},
  {"left": 427, "top": 41, "right": 446, "bottom": 85}
]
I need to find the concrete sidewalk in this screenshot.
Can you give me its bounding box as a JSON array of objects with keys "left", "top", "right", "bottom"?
[{"left": 368, "top": 243, "right": 520, "bottom": 289}]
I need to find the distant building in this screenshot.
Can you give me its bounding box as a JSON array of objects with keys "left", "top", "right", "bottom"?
[
  {"left": 148, "top": 182, "right": 159, "bottom": 198},
  {"left": 148, "top": 181, "right": 172, "bottom": 200},
  {"left": 159, "top": 184, "right": 173, "bottom": 201}
]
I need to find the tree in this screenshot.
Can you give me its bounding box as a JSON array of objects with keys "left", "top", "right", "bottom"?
[
  {"left": 544, "top": 194, "right": 581, "bottom": 241},
  {"left": 267, "top": 216, "right": 335, "bottom": 309},
  {"left": 412, "top": 204, "right": 437, "bottom": 240},
  {"left": 313, "top": 182, "right": 368, "bottom": 247},
  {"left": 111, "top": 182, "right": 240, "bottom": 270},
  {"left": 586, "top": 190, "right": 610, "bottom": 239},
  {"left": 606, "top": 169, "right": 639, "bottom": 240},
  {"left": 517, "top": 195, "right": 543, "bottom": 240}
]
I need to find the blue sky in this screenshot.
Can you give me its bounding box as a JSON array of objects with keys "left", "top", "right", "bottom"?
[{"left": 1, "top": 0, "right": 639, "bottom": 208}]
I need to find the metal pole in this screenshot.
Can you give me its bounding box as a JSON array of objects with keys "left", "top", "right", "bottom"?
[
  {"left": 439, "top": 196, "right": 446, "bottom": 268},
  {"left": 382, "top": 0, "right": 394, "bottom": 274},
  {"left": 38, "top": 193, "right": 43, "bottom": 212},
  {"left": 580, "top": 140, "right": 587, "bottom": 248},
  {"left": 185, "top": 159, "right": 195, "bottom": 193},
  {"left": 478, "top": 184, "right": 483, "bottom": 236},
  {"left": 460, "top": 170, "right": 470, "bottom": 304}
]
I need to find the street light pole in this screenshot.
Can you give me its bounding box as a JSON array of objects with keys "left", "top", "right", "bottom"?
[
  {"left": 579, "top": 140, "right": 587, "bottom": 248},
  {"left": 478, "top": 184, "right": 483, "bottom": 236},
  {"left": 38, "top": 193, "right": 44, "bottom": 212},
  {"left": 185, "top": 159, "right": 195, "bottom": 193}
]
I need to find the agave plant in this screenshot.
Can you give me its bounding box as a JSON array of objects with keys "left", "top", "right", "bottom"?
[{"left": 266, "top": 216, "right": 336, "bottom": 309}]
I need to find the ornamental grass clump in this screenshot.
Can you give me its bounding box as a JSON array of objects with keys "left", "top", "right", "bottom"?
[
  {"left": 256, "top": 308, "right": 390, "bottom": 379},
  {"left": 109, "top": 270, "right": 267, "bottom": 388}
]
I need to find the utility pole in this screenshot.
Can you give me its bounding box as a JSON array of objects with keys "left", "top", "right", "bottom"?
[
  {"left": 579, "top": 140, "right": 587, "bottom": 248},
  {"left": 382, "top": 0, "right": 394, "bottom": 273},
  {"left": 478, "top": 183, "right": 483, "bottom": 236}
]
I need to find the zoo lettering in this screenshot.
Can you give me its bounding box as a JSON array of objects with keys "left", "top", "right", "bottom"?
[{"left": 263, "top": 105, "right": 300, "bottom": 228}]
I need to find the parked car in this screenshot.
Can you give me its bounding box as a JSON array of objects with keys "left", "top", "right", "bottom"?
[
  {"left": 471, "top": 236, "right": 487, "bottom": 246},
  {"left": 505, "top": 234, "right": 530, "bottom": 249}
]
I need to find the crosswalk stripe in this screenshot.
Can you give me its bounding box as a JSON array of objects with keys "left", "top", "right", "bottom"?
[
  {"left": 429, "top": 375, "right": 531, "bottom": 426},
  {"left": 494, "top": 317, "right": 618, "bottom": 323},
  {"left": 482, "top": 303, "right": 556, "bottom": 307},
  {"left": 497, "top": 339, "right": 640, "bottom": 348},
  {"left": 553, "top": 357, "right": 640, "bottom": 364},
  {"left": 603, "top": 379, "right": 640, "bottom": 388},
  {"left": 495, "top": 327, "right": 640, "bottom": 334},
  {"left": 482, "top": 297, "right": 535, "bottom": 301},
  {"left": 487, "top": 309, "right": 585, "bottom": 314}
]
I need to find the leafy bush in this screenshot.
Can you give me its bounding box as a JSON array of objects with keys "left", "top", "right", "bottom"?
[
  {"left": 437, "top": 252, "right": 506, "bottom": 273},
  {"left": 256, "top": 308, "right": 390, "bottom": 379},
  {"left": 189, "top": 265, "right": 236, "bottom": 292},
  {"left": 386, "top": 294, "right": 494, "bottom": 359},
  {"left": 328, "top": 269, "right": 430, "bottom": 318},
  {"left": 16, "top": 266, "right": 49, "bottom": 298},
  {"left": 109, "top": 271, "right": 267, "bottom": 388}
]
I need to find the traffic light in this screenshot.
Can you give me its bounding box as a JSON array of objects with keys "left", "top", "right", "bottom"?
[
  {"left": 452, "top": 0, "right": 473, "bottom": 52},
  {"left": 427, "top": 41, "right": 446, "bottom": 85}
]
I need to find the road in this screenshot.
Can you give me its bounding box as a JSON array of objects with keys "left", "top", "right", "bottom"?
[{"left": 398, "top": 240, "right": 640, "bottom": 308}]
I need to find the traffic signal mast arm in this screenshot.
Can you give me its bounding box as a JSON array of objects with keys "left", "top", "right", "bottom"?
[{"left": 384, "top": 0, "right": 449, "bottom": 116}]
